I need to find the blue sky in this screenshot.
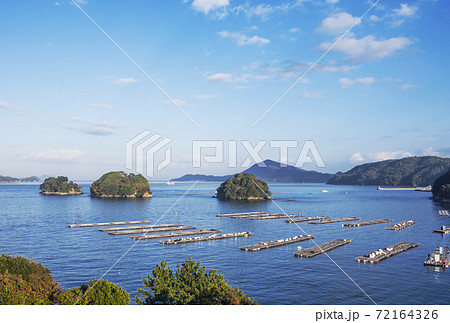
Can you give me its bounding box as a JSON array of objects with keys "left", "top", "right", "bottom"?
[{"left": 0, "top": 0, "right": 449, "bottom": 180}]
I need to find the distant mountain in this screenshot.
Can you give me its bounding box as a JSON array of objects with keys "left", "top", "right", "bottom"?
[
  {"left": 327, "top": 156, "right": 450, "bottom": 186},
  {"left": 171, "top": 159, "right": 334, "bottom": 183},
  {"left": 0, "top": 175, "right": 41, "bottom": 183}
]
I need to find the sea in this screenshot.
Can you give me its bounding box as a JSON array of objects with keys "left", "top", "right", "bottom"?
[{"left": 0, "top": 182, "right": 449, "bottom": 305}]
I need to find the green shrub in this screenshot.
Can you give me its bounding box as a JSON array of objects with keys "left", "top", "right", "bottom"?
[{"left": 59, "top": 280, "right": 130, "bottom": 305}]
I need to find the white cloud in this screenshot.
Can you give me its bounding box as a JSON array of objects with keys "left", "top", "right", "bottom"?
[
  {"left": 164, "top": 99, "right": 190, "bottom": 107},
  {"left": 317, "top": 12, "right": 360, "bottom": 35},
  {"left": 299, "top": 90, "right": 323, "bottom": 99},
  {"left": 112, "top": 77, "right": 137, "bottom": 84},
  {"left": 25, "top": 149, "right": 85, "bottom": 163},
  {"left": 400, "top": 84, "right": 420, "bottom": 90},
  {"left": 320, "top": 35, "right": 412, "bottom": 62},
  {"left": 326, "top": 0, "right": 339, "bottom": 3},
  {"left": 86, "top": 103, "right": 113, "bottom": 109},
  {"left": 339, "top": 77, "right": 375, "bottom": 88},
  {"left": 0, "top": 100, "right": 25, "bottom": 113},
  {"left": 67, "top": 119, "right": 119, "bottom": 136},
  {"left": 206, "top": 73, "right": 233, "bottom": 82},
  {"left": 288, "top": 27, "right": 299, "bottom": 33},
  {"left": 369, "top": 15, "right": 381, "bottom": 22},
  {"left": 423, "top": 147, "right": 440, "bottom": 157},
  {"left": 218, "top": 31, "right": 270, "bottom": 46},
  {"left": 195, "top": 94, "right": 217, "bottom": 100},
  {"left": 393, "top": 3, "right": 418, "bottom": 17},
  {"left": 192, "top": 0, "right": 229, "bottom": 14},
  {"left": 349, "top": 151, "right": 413, "bottom": 164}
]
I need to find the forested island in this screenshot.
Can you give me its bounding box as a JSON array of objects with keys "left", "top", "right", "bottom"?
[
  {"left": 327, "top": 156, "right": 450, "bottom": 186},
  {"left": 0, "top": 175, "right": 40, "bottom": 183},
  {"left": 216, "top": 173, "right": 271, "bottom": 200},
  {"left": 39, "top": 176, "right": 82, "bottom": 195},
  {"left": 432, "top": 168, "right": 450, "bottom": 203},
  {"left": 90, "top": 171, "right": 152, "bottom": 198}
]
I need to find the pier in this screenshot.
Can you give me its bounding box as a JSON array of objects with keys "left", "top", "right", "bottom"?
[
  {"left": 284, "top": 216, "right": 330, "bottom": 223},
  {"left": 342, "top": 219, "right": 393, "bottom": 227},
  {"left": 377, "top": 186, "right": 431, "bottom": 192},
  {"left": 433, "top": 226, "right": 450, "bottom": 234},
  {"left": 160, "top": 231, "right": 253, "bottom": 245},
  {"left": 294, "top": 239, "right": 352, "bottom": 258},
  {"left": 108, "top": 226, "right": 196, "bottom": 236},
  {"left": 216, "top": 211, "right": 266, "bottom": 217},
  {"left": 439, "top": 210, "right": 450, "bottom": 216},
  {"left": 385, "top": 220, "right": 416, "bottom": 231},
  {"left": 132, "top": 229, "right": 221, "bottom": 240},
  {"left": 99, "top": 223, "right": 183, "bottom": 232},
  {"left": 249, "top": 214, "right": 304, "bottom": 220},
  {"left": 355, "top": 242, "right": 419, "bottom": 264},
  {"left": 424, "top": 247, "right": 449, "bottom": 267},
  {"left": 240, "top": 235, "right": 314, "bottom": 252},
  {"left": 68, "top": 220, "right": 151, "bottom": 228},
  {"left": 309, "top": 217, "right": 360, "bottom": 225}
]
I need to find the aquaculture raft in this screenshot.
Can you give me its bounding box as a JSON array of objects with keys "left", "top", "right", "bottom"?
[
  {"left": 230, "top": 213, "right": 282, "bottom": 219},
  {"left": 132, "top": 229, "right": 221, "bottom": 240},
  {"left": 355, "top": 242, "right": 419, "bottom": 264},
  {"left": 309, "top": 217, "right": 360, "bottom": 224},
  {"left": 249, "top": 214, "right": 304, "bottom": 220},
  {"left": 342, "top": 219, "right": 393, "bottom": 227},
  {"left": 424, "top": 247, "right": 449, "bottom": 267},
  {"left": 385, "top": 220, "right": 416, "bottom": 231},
  {"left": 294, "top": 239, "right": 352, "bottom": 258},
  {"left": 284, "top": 216, "right": 330, "bottom": 223},
  {"left": 160, "top": 231, "right": 253, "bottom": 245},
  {"left": 108, "top": 226, "right": 196, "bottom": 236},
  {"left": 439, "top": 210, "right": 450, "bottom": 216},
  {"left": 99, "top": 223, "right": 183, "bottom": 232},
  {"left": 433, "top": 226, "right": 450, "bottom": 234},
  {"left": 68, "top": 220, "right": 151, "bottom": 228},
  {"left": 216, "top": 211, "right": 266, "bottom": 217},
  {"left": 240, "top": 235, "right": 314, "bottom": 252}
]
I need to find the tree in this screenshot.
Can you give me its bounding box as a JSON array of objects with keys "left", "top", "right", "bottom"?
[
  {"left": 216, "top": 173, "right": 271, "bottom": 200},
  {"left": 136, "top": 257, "right": 257, "bottom": 305},
  {"left": 0, "top": 254, "right": 61, "bottom": 305},
  {"left": 58, "top": 280, "right": 130, "bottom": 305},
  {"left": 432, "top": 168, "right": 450, "bottom": 201},
  {"left": 90, "top": 171, "right": 152, "bottom": 198}
]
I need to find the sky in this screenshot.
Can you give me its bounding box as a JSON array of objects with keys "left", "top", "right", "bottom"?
[{"left": 0, "top": 0, "right": 449, "bottom": 180}]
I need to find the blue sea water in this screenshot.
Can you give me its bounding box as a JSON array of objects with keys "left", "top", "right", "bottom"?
[{"left": 0, "top": 182, "right": 449, "bottom": 305}]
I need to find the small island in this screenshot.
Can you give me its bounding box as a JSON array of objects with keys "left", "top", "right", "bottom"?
[
  {"left": 90, "top": 171, "right": 152, "bottom": 198},
  {"left": 432, "top": 168, "right": 450, "bottom": 203},
  {"left": 39, "top": 176, "right": 83, "bottom": 195},
  {"left": 216, "top": 173, "right": 271, "bottom": 200}
]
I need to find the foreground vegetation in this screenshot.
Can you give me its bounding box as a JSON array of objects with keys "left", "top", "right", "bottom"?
[
  {"left": 136, "top": 257, "right": 257, "bottom": 305},
  {"left": 39, "top": 176, "right": 82, "bottom": 195},
  {"left": 216, "top": 173, "right": 271, "bottom": 200},
  {"left": 0, "top": 254, "right": 256, "bottom": 305},
  {"left": 90, "top": 171, "right": 152, "bottom": 198},
  {"left": 327, "top": 156, "right": 450, "bottom": 186},
  {"left": 432, "top": 168, "right": 450, "bottom": 202}
]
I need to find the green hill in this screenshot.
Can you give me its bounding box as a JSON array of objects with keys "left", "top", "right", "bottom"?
[
  {"left": 90, "top": 171, "right": 152, "bottom": 198},
  {"left": 216, "top": 173, "right": 271, "bottom": 200},
  {"left": 432, "top": 168, "right": 450, "bottom": 202},
  {"left": 39, "top": 176, "right": 82, "bottom": 195},
  {"left": 327, "top": 156, "right": 450, "bottom": 186}
]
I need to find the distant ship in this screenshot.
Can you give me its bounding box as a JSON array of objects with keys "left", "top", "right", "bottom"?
[
  {"left": 322, "top": 189, "right": 329, "bottom": 193},
  {"left": 166, "top": 181, "right": 175, "bottom": 185}
]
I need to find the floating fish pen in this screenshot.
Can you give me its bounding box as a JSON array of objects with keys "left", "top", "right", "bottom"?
[
  {"left": 99, "top": 223, "right": 183, "bottom": 232},
  {"left": 68, "top": 220, "right": 151, "bottom": 228},
  {"left": 433, "top": 226, "right": 450, "bottom": 234},
  {"left": 249, "top": 214, "right": 304, "bottom": 220},
  {"left": 294, "top": 239, "right": 352, "bottom": 258},
  {"left": 284, "top": 216, "right": 331, "bottom": 223},
  {"left": 342, "top": 219, "right": 393, "bottom": 227},
  {"left": 216, "top": 211, "right": 266, "bottom": 217},
  {"left": 385, "top": 220, "right": 416, "bottom": 231},
  {"left": 240, "top": 235, "right": 314, "bottom": 252},
  {"left": 355, "top": 242, "right": 419, "bottom": 264},
  {"left": 132, "top": 229, "right": 221, "bottom": 240},
  {"left": 424, "top": 247, "right": 449, "bottom": 267},
  {"left": 439, "top": 210, "right": 450, "bottom": 216},
  {"left": 309, "top": 217, "right": 360, "bottom": 225},
  {"left": 108, "top": 226, "right": 196, "bottom": 236},
  {"left": 160, "top": 231, "right": 253, "bottom": 245}
]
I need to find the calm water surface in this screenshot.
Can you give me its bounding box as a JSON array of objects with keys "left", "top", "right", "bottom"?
[{"left": 0, "top": 182, "right": 449, "bottom": 305}]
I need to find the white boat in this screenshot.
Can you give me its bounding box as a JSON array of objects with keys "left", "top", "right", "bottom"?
[
  {"left": 322, "top": 189, "right": 329, "bottom": 193},
  {"left": 166, "top": 181, "right": 175, "bottom": 185}
]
